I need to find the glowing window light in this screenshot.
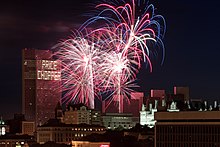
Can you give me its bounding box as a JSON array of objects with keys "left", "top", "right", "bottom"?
[
  {"left": 2, "top": 127, "right": 5, "bottom": 135},
  {"left": 100, "top": 145, "right": 109, "bottom": 147}
]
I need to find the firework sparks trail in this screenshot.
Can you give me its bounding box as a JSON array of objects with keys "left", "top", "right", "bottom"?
[
  {"left": 54, "top": 0, "right": 165, "bottom": 112},
  {"left": 80, "top": 0, "right": 166, "bottom": 67},
  {"left": 78, "top": 0, "right": 165, "bottom": 112},
  {"left": 53, "top": 35, "right": 106, "bottom": 109},
  {"left": 99, "top": 50, "right": 139, "bottom": 112}
]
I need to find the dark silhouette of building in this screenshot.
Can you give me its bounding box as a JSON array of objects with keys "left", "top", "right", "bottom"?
[
  {"left": 150, "top": 89, "right": 165, "bottom": 98},
  {"left": 55, "top": 102, "right": 63, "bottom": 121},
  {"left": 7, "top": 114, "right": 25, "bottom": 134},
  {"left": 22, "top": 49, "right": 61, "bottom": 126},
  {"left": 102, "top": 92, "right": 143, "bottom": 117},
  {"left": 0, "top": 134, "right": 35, "bottom": 147},
  {"left": 124, "top": 92, "right": 143, "bottom": 117},
  {"left": 174, "top": 86, "right": 190, "bottom": 101}
]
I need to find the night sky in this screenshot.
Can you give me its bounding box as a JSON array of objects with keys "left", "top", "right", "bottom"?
[{"left": 1, "top": 0, "right": 220, "bottom": 119}]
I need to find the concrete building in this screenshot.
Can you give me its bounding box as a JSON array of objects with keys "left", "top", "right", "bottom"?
[
  {"left": 37, "top": 120, "right": 106, "bottom": 144},
  {"left": 140, "top": 101, "right": 158, "bottom": 128},
  {"left": 61, "top": 104, "right": 102, "bottom": 126},
  {"left": 0, "top": 134, "right": 34, "bottom": 147},
  {"left": 91, "top": 110, "right": 102, "bottom": 126},
  {"left": 155, "top": 111, "right": 220, "bottom": 147},
  {"left": 21, "top": 121, "right": 35, "bottom": 136},
  {"left": 22, "top": 49, "right": 61, "bottom": 126},
  {"left": 63, "top": 104, "right": 91, "bottom": 125},
  {"left": 102, "top": 113, "right": 138, "bottom": 130}
]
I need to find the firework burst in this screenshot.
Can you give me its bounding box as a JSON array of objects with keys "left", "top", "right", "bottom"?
[
  {"left": 53, "top": 35, "right": 105, "bottom": 109},
  {"left": 80, "top": 0, "right": 166, "bottom": 68},
  {"left": 54, "top": 0, "right": 165, "bottom": 112}
]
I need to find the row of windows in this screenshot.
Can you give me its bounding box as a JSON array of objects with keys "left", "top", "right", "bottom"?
[
  {"left": 157, "top": 125, "right": 220, "bottom": 135},
  {"left": 39, "top": 133, "right": 50, "bottom": 137},
  {"left": 156, "top": 142, "right": 220, "bottom": 147},
  {"left": 24, "top": 72, "right": 36, "bottom": 79},
  {"left": 108, "top": 122, "right": 131, "bottom": 124},
  {"left": 54, "top": 134, "right": 87, "bottom": 142},
  {"left": 40, "top": 60, "right": 59, "bottom": 70},
  {"left": 37, "top": 70, "right": 61, "bottom": 81},
  {"left": 156, "top": 125, "right": 220, "bottom": 147},
  {"left": 39, "top": 128, "right": 104, "bottom": 131},
  {"left": 157, "top": 134, "right": 220, "bottom": 143}
]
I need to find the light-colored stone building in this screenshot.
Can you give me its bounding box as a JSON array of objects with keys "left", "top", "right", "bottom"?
[{"left": 102, "top": 113, "right": 138, "bottom": 130}]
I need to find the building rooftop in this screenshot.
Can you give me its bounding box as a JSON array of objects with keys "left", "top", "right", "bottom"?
[
  {"left": 0, "top": 134, "right": 34, "bottom": 140},
  {"left": 155, "top": 111, "right": 220, "bottom": 121},
  {"left": 66, "top": 103, "right": 89, "bottom": 111},
  {"left": 40, "top": 119, "right": 105, "bottom": 128}
]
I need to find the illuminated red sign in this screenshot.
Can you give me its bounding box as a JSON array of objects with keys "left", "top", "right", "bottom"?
[{"left": 100, "top": 145, "right": 109, "bottom": 147}]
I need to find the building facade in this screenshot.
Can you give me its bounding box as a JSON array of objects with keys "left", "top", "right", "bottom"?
[
  {"left": 91, "top": 110, "right": 102, "bottom": 126},
  {"left": 174, "top": 86, "right": 190, "bottom": 101},
  {"left": 60, "top": 104, "right": 102, "bottom": 126},
  {"left": 72, "top": 141, "right": 110, "bottom": 147},
  {"left": 21, "top": 121, "right": 35, "bottom": 136},
  {"left": 155, "top": 111, "right": 220, "bottom": 147},
  {"left": 22, "top": 49, "right": 61, "bottom": 126},
  {"left": 0, "top": 134, "right": 35, "bottom": 147},
  {"left": 37, "top": 122, "right": 106, "bottom": 144},
  {"left": 63, "top": 104, "right": 91, "bottom": 125},
  {"left": 102, "top": 113, "right": 138, "bottom": 130},
  {"left": 140, "top": 102, "right": 158, "bottom": 128}
]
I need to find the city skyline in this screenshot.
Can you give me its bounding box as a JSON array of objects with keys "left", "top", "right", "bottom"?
[{"left": 1, "top": 0, "right": 220, "bottom": 119}]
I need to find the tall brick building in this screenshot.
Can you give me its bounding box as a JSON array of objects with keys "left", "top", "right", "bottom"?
[{"left": 22, "top": 49, "right": 61, "bottom": 126}]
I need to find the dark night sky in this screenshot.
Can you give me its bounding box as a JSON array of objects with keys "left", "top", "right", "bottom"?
[{"left": 0, "top": 0, "right": 220, "bottom": 119}]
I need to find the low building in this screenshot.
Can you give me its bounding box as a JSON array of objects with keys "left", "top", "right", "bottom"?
[
  {"left": 63, "top": 104, "right": 91, "bottom": 125},
  {"left": 37, "top": 119, "right": 106, "bottom": 144},
  {"left": 102, "top": 113, "right": 138, "bottom": 130},
  {"left": 7, "top": 114, "right": 25, "bottom": 134},
  {"left": 140, "top": 100, "right": 181, "bottom": 128},
  {"left": 22, "top": 121, "right": 35, "bottom": 136},
  {"left": 72, "top": 141, "right": 110, "bottom": 147},
  {"left": 0, "top": 134, "right": 35, "bottom": 147},
  {"left": 155, "top": 111, "right": 220, "bottom": 147},
  {"left": 59, "top": 104, "right": 102, "bottom": 126}
]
